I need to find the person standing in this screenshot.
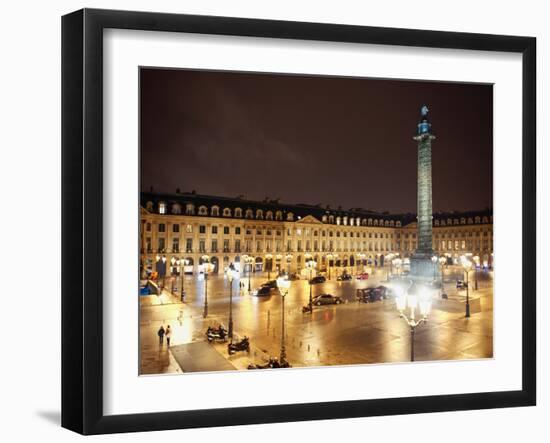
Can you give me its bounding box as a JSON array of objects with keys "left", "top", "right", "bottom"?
[
  {"left": 165, "top": 325, "right": 172, "bottom": 347},
  {"left": 157, "top": 325, "right": 165, "bottom": 345}
]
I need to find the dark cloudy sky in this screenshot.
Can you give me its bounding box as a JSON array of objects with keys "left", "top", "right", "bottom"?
[{"left": 140, "top": 68, "right": 492, "bottom": 214}]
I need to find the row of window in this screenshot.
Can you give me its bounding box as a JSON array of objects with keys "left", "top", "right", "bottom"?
[
  {"left": 149, "top": 201, "right": 403, "bottom": 227},
  {"left": 145, "top": 222, "right": 399, "bottom": 239},
  {"left": 143, "top": 238, "right": 399, "bottom": 255}
]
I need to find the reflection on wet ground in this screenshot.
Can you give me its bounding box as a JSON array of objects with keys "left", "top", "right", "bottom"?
[{"left": 140, "top": 267, "right": 493, "bottom": 374}]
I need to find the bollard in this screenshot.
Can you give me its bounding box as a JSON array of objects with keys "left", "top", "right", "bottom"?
[
  {"left": 308, "top": 344, "right": 311, "bottom": 352},
  {"left": 300, "top": 341, "right": 302, "bottom": 347},
  {"left": 317, "top": 349, "right": 320, "bottom": 356}
]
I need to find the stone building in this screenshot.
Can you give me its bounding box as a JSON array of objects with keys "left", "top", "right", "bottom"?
[{"left": 139, "top": 191, "right": 493, "bottom": 278}]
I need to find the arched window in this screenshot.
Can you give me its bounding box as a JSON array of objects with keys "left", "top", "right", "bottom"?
[
  {"left": 198, "top": 205, "right": 208, "bottom": 216},
  {"left": 287, "top": 212, "right": 294, "bottom": 221},
  {"left": 211, "top": 206, "right": 220, "bottom": 216},
  {"left": 235, "top": 207, "right": 242, "bottom": 218},
  {"left": 245, "top": 208, "right": 253, "bottom": 219},
  {"left": 275, "top": 210, "right": 283, "bottom": 221},
  {"left": 186, "top": 203, "right": 195, "bottom": 215},
  {"left": 373, "top": 219, "right": 378, "bottom": 226},
  {"left": 223, "top": 207, "right": 231, "bottom": 217},
  {"left": 328, "top": 215, "right": 334, "bottom": 224},
  {"left": 146, "top": 201, "right": 153, "bottom": 212},
  {"left": 396, "top": 221, "right": 401, "bottom": 227},
  {"left": 390, "top": 220, "right": 395, "bottom": 227},
  {"left": 266, "top": 211, "right": 273, "bottom": 220},
  {"left": 172, "top": 203, "right": 182, "bottom": 214},
  {"left": 336, "top": 217, "right": 341, "bottom": 225},
  {"left": 159, "top": 201, "right": 167, "bottom": 214},
  {"left": 256, "top": 209, "right": 264, "bottom": 219}
]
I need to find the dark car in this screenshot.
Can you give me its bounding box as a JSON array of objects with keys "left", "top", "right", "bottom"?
[
  {"left": 261, "top": 280, "right": 278, "bottom": 289},
  {"left": 254, "top": 286, "right": 273, "bottom": 296},
  {"left": 357, "top": 286, "right": 390, "bottom": 303},
  {"left": 309, "top": 275, "right": 326, "bottom": 284},
  {"left": 313, "top": 294, "right": 342, "bottom": 306},
  {"left": 456, "top": 280, "right": 468, "bottom": 289},
  {"left": 337, "top": 273, "right": 353, "bottom": 281},
  {"left": 288, "top": 273, "right": 301, "bottom": 281}
]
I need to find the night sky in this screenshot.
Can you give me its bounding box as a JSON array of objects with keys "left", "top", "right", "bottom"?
[{"left": 140, "top": 68, "right": 493, "bottom": 214}]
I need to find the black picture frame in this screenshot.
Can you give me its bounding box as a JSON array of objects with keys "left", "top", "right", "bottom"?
[{"left": 62, "top": 8, "right": 536, "bottom": 435}]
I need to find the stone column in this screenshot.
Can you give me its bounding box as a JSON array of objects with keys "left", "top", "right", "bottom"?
[{"left": 410, "top": 105, "right": 438, "bottom": 280}]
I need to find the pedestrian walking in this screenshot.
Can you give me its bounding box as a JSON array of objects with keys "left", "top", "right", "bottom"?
[
  {"left": 165, "top": 325, "right": 172, "bottom": 347},
  {"left": 157, "top": 325, "right": 165, "bottom": 345}
]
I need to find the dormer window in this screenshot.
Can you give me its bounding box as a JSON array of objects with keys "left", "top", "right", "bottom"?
[
  {"left": 159, "top": 202, "right": 167, "bottom": 214},
  {"left": 275, "top": 211, "right": 283, "bottom": 220},
  {"left": 146, "top": 201, "right": 154, "bottom": 212},
  {"left": 396, "top": 221, "right": 401, "bottom": 227},
  {"left": 322, "top": 215, "right": 328, "bottom": 223},
  {"left": 482, "top": 216, "right": 488, "bottom": 223},
  {"left": 368, "top": 218, "right": 373, "bottom": 226},
  {"left": 211, "top": 206, "right": 220, "bottom": 216},
  {"left": 245, "top": 209, "right": 253, "bottom": 219},
  {"left": 266, "top": 211, "right": 273, "bottom": 220},
  {"left": 475, "top": 216, "right": 481, "bottom": 223},
  {"left": 186, "top": 203, "right": 195, "bottom": 215},
  {"left": 198, "top": 206, "right": 208, "bottom": 216},
  {"left": 235, "top": 208, "right": 243, "bottom": 218},
  {"left": 223, "top": 207, "right": 231, "bottom": 217},
  {"left": 287, "top": 212, "right": 294, "bottom": 221},
  {"left": 256, "top": 209, "right": 264, "bottom": 219},
  {"left": 172, "top": 203, "right": 182, "bottom": 214}
]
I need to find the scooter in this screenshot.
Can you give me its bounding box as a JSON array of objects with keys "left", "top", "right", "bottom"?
[
  {"left": 227, "top": 336, "right": 250, "bottom": 355},
  {"left": 206, "top": 325, "right": 227, "bottom": 343}
]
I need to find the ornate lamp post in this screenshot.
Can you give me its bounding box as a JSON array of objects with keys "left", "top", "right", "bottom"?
[
  {"left": 473, "top": 255, "right": 480, "bottom": 290},
  {"left": 227, "top": 266, "right": 237, "bottom": 339},
  {"left": 393, "top": 258, "right": 402, "bottom": 277},
  {"left": 395, "top": 282, "right": 433, "bottom": 362},
  {"left": 201, "top": 255, "right": 213, "bottom": 318},
  {"left": 276, "top": 275, "right": 291, "bottom": 363},
  {"left": 265, "top": 253, "right": 273, "bottom": 279},
  {"left": 461, "top": 258, "right": 472, "bottom": 318},
  {"left": 180, "top": 258, "right": 189, "bottom": 302},
  {"left": 326, "top": 253, "right": 333, "bottom": 280},
  {"left": 305, "top": 257, "right": 317, "bottom": 313},
  {"left": 244, "top": 255, "right": 254, "bottom": 292}
]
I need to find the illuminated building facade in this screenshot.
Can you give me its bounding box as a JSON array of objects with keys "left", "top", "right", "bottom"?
[{"left": 139, "top": 192, "right": 493, "bottom": 278}]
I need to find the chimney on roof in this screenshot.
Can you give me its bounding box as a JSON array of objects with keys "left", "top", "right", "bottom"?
[
  {"left": 176, "top": 188, "right": 181, "bottom": 194},
  {"left": 149, "top": 185, "right": 154, "bottom": 192},
  {"left": 191, "top": 189, "right": 196, "bottom": 195}
]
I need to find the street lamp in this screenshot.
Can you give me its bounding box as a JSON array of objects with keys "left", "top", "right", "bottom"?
[
  {"left": 473, "top": 255, "right": 480, "bottom": 290},
  {"left": 461, "top": 258, "right": 472, "bottom": 318},
  {"left": 392, "top": 258, "right": 402, "bottom": 277},
  {"left": 201, "top": 255, "right": 213, "bottom": 318},
  {"left": 326, "top": 253, "right": 333, "bottom": 280},
  {"left": 276, "top": 275, "right": 291, "bottom": 364},
  {"left": 244, "top": 255, "right": 254, "bottom": 292},
  {"left": 395, "top": 281, "right": 433, "bottom": 362},
  {"left": 305, "top": 257, "right": 317, "bottom": 313},
  {"left": 180, "top": 258, "right": 189, "bottom": 302},
  {"left": 227, "top": 266, "right": 237, "bottom": 339},
  {"left": 265, "top": 253, "right": 273, "bottom": 280}
]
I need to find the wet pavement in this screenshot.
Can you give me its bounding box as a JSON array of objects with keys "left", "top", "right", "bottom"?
[{"left": 139, "top": 267, "right": 493, "bottom": 374}]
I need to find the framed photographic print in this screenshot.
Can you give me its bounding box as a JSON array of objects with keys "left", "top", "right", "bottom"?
[{"left": 61, "top": 8, "right": 536, "bottom": 435}]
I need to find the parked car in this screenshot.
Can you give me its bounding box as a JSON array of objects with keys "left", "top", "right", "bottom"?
[
  {"left": 456, "top": 280, "right": 468, "bottom": 289},
  {"left": 261, "top": 280, "right": 278, "bottom": 289},
  {"left": 309, "top": 275, "right": 327, "bottom": 284},
  {"left": 313, "top": 294, "right": 342, "bottom": 306},
  {"left": 254, "top": 286, "right": 273, "bottom": 296},
  {"left": 337, "top": 273, "right": 353, "bottom": 281},
  {"left": 288, "top": 273, "right": 301, "bottom": 281},
  {"left": 357, "top": 286, "right": 390, "bottom": 303},
  {"left": 356, "top": 272, "right": 369, "bottom": 280}
]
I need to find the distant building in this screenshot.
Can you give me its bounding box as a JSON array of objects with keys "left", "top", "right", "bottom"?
[{"left": 139, "top": 191, "right": 493, "bottom": 277}]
